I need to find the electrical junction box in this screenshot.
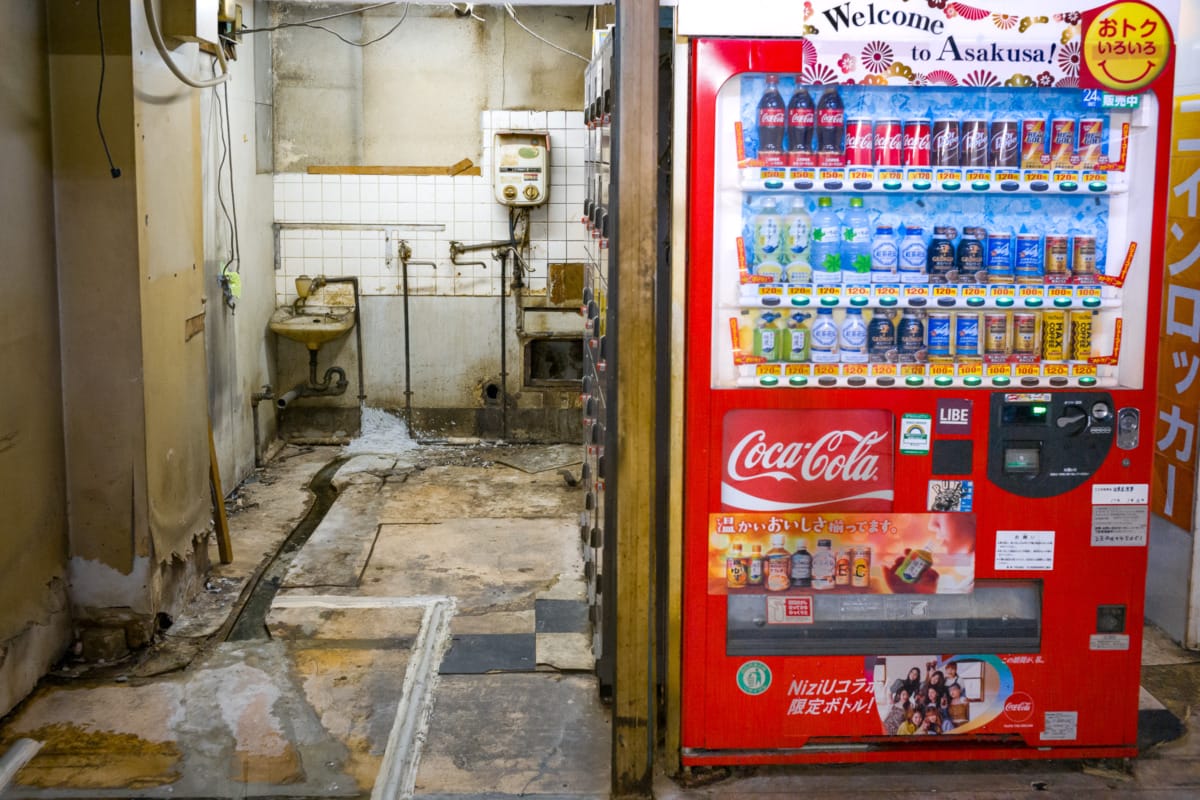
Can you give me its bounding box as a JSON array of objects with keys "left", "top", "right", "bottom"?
[
  {"left": 493, "top": 131, "right": 550, "bottom": 207},
  {"left": 161, "top": 0, "right": 220, "bottom": 47}
]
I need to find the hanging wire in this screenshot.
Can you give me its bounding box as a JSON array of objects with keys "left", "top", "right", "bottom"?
[
  {"left": 503, "top": 4, "right": 588, "bottom": 63},
  {"left": 243, "top": 1, "right": 411, "bottom": 47},
  {"left": 221, "top": 79, "right": 241, "bottom": 273},
  {"left": 209, "top": 69, "right": 236, "bottom": 279},
  {"left": 95, "top": 0, "right": 121, "bottom": 178}
]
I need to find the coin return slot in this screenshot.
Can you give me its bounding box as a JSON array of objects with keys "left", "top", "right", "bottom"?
[{"left": 1004, "top": 444, "right": 1041, "bottom": 475}]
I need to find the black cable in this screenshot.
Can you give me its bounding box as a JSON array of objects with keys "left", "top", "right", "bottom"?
[
  {"left": 210, "top": 79, "right": 235, "bottom": 273},
  {"left": 95, "top": 0, "right": 120, "bottom": 179},
  {"left": 243, "top": 1, "right": 411, "bottom": 47},
  {"left": 221, "top": 79, "right": 241, "bottom": 270}
]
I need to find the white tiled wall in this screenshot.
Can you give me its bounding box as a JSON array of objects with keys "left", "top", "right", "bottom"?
[{"left": 273, "top": 110, "right": 590, "bottom": 303}]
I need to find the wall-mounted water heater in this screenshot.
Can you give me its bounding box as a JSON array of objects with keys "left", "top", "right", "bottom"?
[{"left": 493, "top": 131, "right": 550, "bottom": 207}]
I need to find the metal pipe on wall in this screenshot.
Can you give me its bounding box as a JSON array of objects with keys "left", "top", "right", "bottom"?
[{"left": 398, "top": 241, "right": 438, "bottom": 431}]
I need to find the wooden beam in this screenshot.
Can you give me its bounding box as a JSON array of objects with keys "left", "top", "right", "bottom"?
[
  {"left": 611, "top": 0, "right": 658, "bottom": 797},
  {"left": 305, "top": 159, "right": 481, "bottom": 176},
  {"left": 208, "top": 420, "right": 233, "bottom": 564}
]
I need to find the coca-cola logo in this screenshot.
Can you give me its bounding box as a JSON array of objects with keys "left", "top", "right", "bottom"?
[
  {"left": 760, "top": 108, "right": 785, "bottom": 126},
  {"left": 1004, "top": 692, "right": 1035, "bottom": 722},
  {"left": 818, "top": 109, "right": 844, "bottom": 126},
  {"left": 789, "top": 109, "right": 815, "bottom": 126},
  {"left": 722, "top": 410, "right": 893, "bottom": 511},
  {"left": 904, "top": 132, "right": 931, "bottom": 150},
  {"left": 846, "top": 132, "right": 873, "bottom": 149},
  {"left": 875, "top": 132, "right": 902, "bottom": 151}
]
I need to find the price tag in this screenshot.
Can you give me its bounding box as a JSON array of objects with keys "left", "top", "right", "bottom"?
[
  {"left": 784, "top": 363, "right": 811, "bottom": 376},
  {"left": 871, "top": 363, "right": 897, "bottom": 376},
  {"left": 929, "top": 363, "right": 954, "bottom": 377},
  {"left": 906, "top": 168, "right": 933, "bottom": 182},
  {"left": 818, "top": 286, "right": 841, "bottom": 297},
  {"left": 789, "top": 167, "right": 817, "bottom": 182},
  {"left": 878, "top": 169, "right": 903, "bottom": 182},
  {"left": 936, "top": 168, "right": 963, "bottom": 183},
  {"left": 818, "top": 168, "right": 844, "bottom": 183},
  {"left": 987, "top": 363, "right": 1013, "bottom": 377},
  {"left": 1047, "top": 286, "right": 1073, "bottom": 299},
  {"left": 1043, "top": 363, "right": 1069, "bottom": 376},
  {"left": 901, "top": 364, "right": 926, "bottom": 377},
  {"left": 933, "top": 286, "right": 958, "bottom": 299},
  {"left": 875, "top": 285, "right": 900, "bottom": 299},
  {"left": 904, "top": 286, "right": 930, "bottom": 301},
  {"left": 962, "top": 286, "right": 987, "bottom": 299},
  {"left": 843, "top": 363, "right": 868, "bottom": 376},
  {"left": 990, "top": 286, "right": 1016, "bottom": 299},
  {"left": 760, "top": 168, "right": 786, "bottom": 180},
  {"left": 965, "top": 170, "right": 990, "bottom": 183},
  {"left": 1076, "top": 287, "right": 1102, "bottom": 300},
  {"left": 1019, "top": 286, "right": 1044, "bottom": 299},
  {"left": 756, "top": 364, "right": 782, "bottom": 377},
  {"left": 760, "top": 286, "right": 784, "bottom": 297},
  {"left": 788, "top": 286, "right": 814, "bottom": 299},
  {"left": 814, "top": 363, "right": 840, "bottom": 376},
  {"left": 1024, "top": 170, "right": 1051, "bottom": 184},
  {"left": 846, "top": 285, "right": 871, "bottom": 298},
  {"left": 957, "top": 361, "right": 983, "bottom": 376},
  {"left": 1072, "top": 363, "right": 1098, "bottom": 377},
  {"left": 849, "top": 169, "right": 873, "bottom": 182},
  {"left": 1015, "top": 363, "right": 1041, "bottom": 377},
  {"left": 1054, "top": 171, "right": 1080, "bottom": 184},
  {"left": 994, "top": 170, "right": 1020, "bottom": 183}
]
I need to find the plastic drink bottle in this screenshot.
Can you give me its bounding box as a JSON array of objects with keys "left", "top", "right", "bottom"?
[
  {"left": 809, "top": 196, "right": 843, "bottom": 282},
  {"left": 784, "top": 311, "right": 811, "bottom": 362},
  {"left": 871, "top": 224, "right": 899, "bottom": 283},
  {"left": 790, "top": 540, "right": 813, "bottom": 588},
  {"left": 841, "top": 197, "right": 871, "bottom": 283},
  {"left": 757, "top": 75, "right": 786, "bottom": 166},
  {"left": 809, "top": 307, "right": 839, "bottom": 363},
  {"left": 754, "top": 311, "right": 782, "bottom": 361},
  {"left": 839, "top": 307, "right": 868, "bottom": 363},
  {"left": 786, "top": 82, "right": 815, "bottom": 160},
  {"left": 752, "top": 198, "right": 784, "bottom": 278},
  {"left": 782, "top": 197, "right": 812, "bottom": 269},
  {"left": 765, "top": 534, "right": 792, "bottom": 591},
  {"left": 899, "top": 226, "right": 928, "bottom": 283}
]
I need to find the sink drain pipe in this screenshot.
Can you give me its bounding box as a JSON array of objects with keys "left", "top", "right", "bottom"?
[
  {"left": 321, "top": 276, "right": 366, "bottom": 404},
  {"left": 398, "top": 241, "right": 438, "bottom": 430},
  {"left": 277, "top": 350, "right": 348, "bottom": 409}
]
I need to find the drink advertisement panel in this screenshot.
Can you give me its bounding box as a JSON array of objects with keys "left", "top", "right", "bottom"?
[
  {"left": 721, "top": 409, "right": 894, "bottom": 511},
  {"left": 709, "top": 511, "right": 975, "bottom": 595}
]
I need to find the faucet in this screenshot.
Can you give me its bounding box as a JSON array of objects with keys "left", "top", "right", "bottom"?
[{"left": 292, "top": 274, "right": 326, "bottom": 312}]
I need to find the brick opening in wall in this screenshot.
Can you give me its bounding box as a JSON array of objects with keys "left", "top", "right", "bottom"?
[{"left": 525, "top": 338, "right": 584, "bottom": 387}]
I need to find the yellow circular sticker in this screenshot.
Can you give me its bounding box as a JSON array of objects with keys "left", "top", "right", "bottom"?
[{"left": 1083, "top": 1, "right": 1171, "bottom": 93}]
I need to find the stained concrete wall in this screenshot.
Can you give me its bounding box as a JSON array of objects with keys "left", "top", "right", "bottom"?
[
  {"left": 203, "top": 1, "right": 279, "bottom": 487},
  {"left": 0, "top": 2, "right": 73, "bottom": 718},
  {"left": 49, "top": 0, "right": 212, "bottom": 644},
  {"left": 273, "top": 3, "right": 589, "bottom": 170}
]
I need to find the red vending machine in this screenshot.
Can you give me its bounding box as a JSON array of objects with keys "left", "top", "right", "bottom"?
[{"left": 678, "top": 0, "right": 1179, "bottom": 764}]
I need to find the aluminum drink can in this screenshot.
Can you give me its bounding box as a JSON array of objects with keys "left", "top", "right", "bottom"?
[
  {"left": 897, "top": 312, "right": 925, "bottom": 362},
  {"left": 845, "top": 118, "right": 874, "bottom": 166},
  {"left": 1041, "top": 309, "right": 1066, "bottom": 361},
  {"left": 1049, "top": 117, "right": 1077, "bottom": 167},
  {"left": 961, "top": 119, "right": 990, "bottom": 167},
  {"left": 986, "top": 231, "right": 1014, "bottom": 282},
  {"left": 1071, "top": 234, "right": 1097, "bottom": 280},
  {"left": 1070, "top": 310, "right": 1093, "bottom": 360},
  {"left": 989, "top": 119, "right": 1020, "bottom": 168},
  {"left": 1020, "top": 118, "right": 1047, "bottom": 168},
  {"left": 1014, "top": 234, "right": 1043, "bottom": 283},
  {"left": 932, "top": 119, "right": 960, "bottom": 166},
  {"left": 1078, "top": 118, "right": 1104, "bottom": 167},
  {"left": 874, "top": 119, "right": 903, "bottom": 167},
  {"left": 927, "top": 312, "right": 952, "bottom": 360},
  {"left": 1044, "top": 234, "right": 1070, "bottom": 279},
  {"left": 955, "top": 312, "right": 981, "bottom": 359},
  {"left": 984, "top": 312, "right": 1010, "bottom": 357},
  {"left": 1013, "top": 312, "right": 1039, "bottom": 357},
  {"left": 903, "top": 120, "right": 931, "bottom": 167}
]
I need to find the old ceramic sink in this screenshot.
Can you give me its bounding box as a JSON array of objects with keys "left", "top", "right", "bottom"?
[{"left": 269, "top": 305, "right": 355, "bottom": 351}]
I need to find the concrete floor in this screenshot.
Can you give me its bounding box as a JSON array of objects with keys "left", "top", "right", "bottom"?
[{"left": 1, "top": 415, "right": 1199, "bottom": 799}]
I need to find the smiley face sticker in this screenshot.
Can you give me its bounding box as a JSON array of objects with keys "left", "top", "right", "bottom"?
[{"left": 1082, "top": 1, "right": 1172, "bottom": 93}]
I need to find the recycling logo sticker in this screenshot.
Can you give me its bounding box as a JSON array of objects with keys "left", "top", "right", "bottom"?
[{"left": 735, "top": 660, "right": 772, "bottom": 696}]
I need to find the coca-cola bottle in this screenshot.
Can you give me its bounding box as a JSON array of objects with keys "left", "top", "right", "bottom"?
[
  {"left": 786, "top": 82, "right": 815, "bottom": 166},
  {"left": 815, "top": 86, "right": 845, "bottom": 166},
  {"left": 757, "top": 74, "right": 786, "bottom": 167}
]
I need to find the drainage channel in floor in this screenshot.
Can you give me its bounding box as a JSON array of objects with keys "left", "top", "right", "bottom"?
[{"left": 226, "top": 455, "right": 349, "bottom": 641}]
